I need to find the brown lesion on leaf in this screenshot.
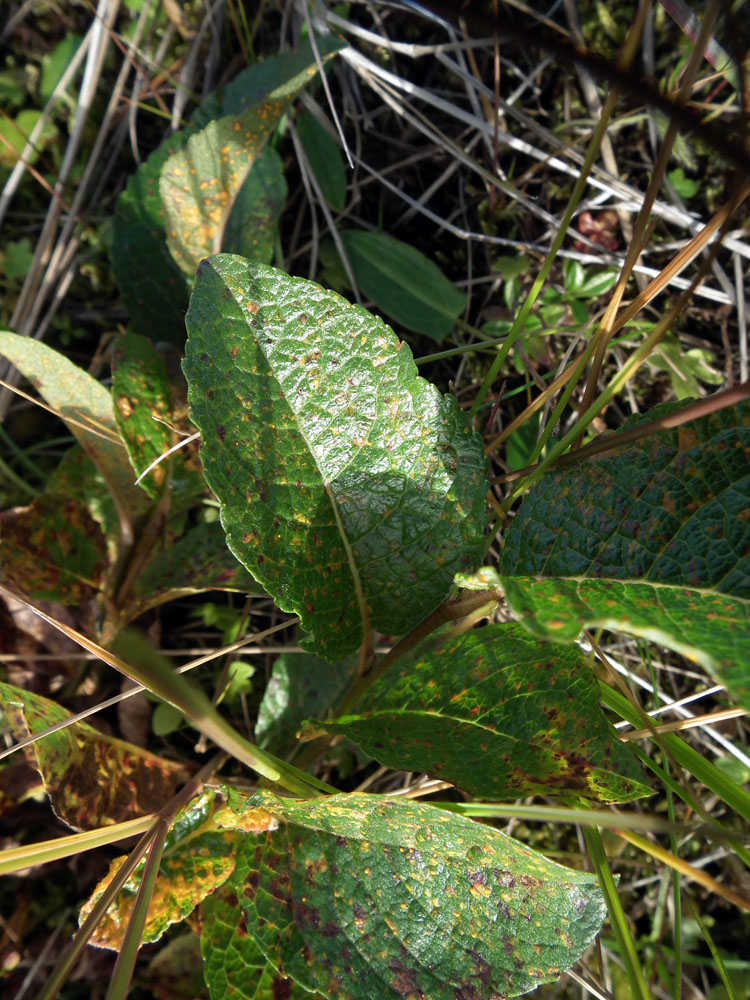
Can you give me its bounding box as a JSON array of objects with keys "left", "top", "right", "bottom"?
[
  {"left": 388, "top": 951, "right": 422, "bottom": 997},
  {"left": 115, "top": 395, "right": 135, "bottom": 418},
  {"left": 271, "top": 975, "right": 294, "bottom": 1000}
]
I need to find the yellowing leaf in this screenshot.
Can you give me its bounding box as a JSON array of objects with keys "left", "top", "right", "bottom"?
[
  {"left": 82, "top": 790, "right": 238, "bottom": 949},
  {"left": 0, "top": 682, "right": 190, "bottom": 830},
  {"left": 161, "top": 37, "right": 343, "bottom": 277}
]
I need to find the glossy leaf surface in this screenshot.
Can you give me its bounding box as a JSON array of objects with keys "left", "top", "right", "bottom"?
[
  {"left": 0, "top": 331, "right": 147, "bottom": 522},
  {"left": 339, "top": 230, "right": 467, "bottom": 341},
  {"left": 255, "top": 651, "right": 358, "bottom": 758},
  {"left": 215, "top": 790, "right": 607, "bottom": 1000},
  {"left": 184, "top": 257, "right": 487, "bottom": 660},
  {"left": 500, "top": 399, "right": 750, "bottom": 707},
  {"left": 320, "top": 622, "right": 649, "bottom": 802},
  {"left": 82, "top": 790, "right": 238, "bottom": 949},
  {"left": 0, "top": 682, "right": 190, "bottom": 830},
  {"left": 0, "top": 494, "right": 107, "bottom": 604},
  {"left": 161, "top": 39, "right": 343, "bottom": 277}
]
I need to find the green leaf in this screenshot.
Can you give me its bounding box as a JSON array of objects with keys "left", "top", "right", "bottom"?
[
  {"left": 221, "top": 660, "right": 256, "bottom": 704},
  {"left": 0, "top": 681, "right": 190, "bottom": 830},
  {"left": 111, "top": 332, "right": 175, "bottom": 497},
  {"left": 297, "top": 109, "right": 347, "bottom": 212},
  {"left": 668, "top": 167, "right": 701, "bottom": 199},
  {"left": 152, "top": 700, "right": 184, "bottom": 736},
  {"left": 0, "top": 109, "right": 57, "bottom": 168},
  {"left": 127, "top": 520, "right": 264, "bottom": 621},
  {"left": 500, "top": 398, "right": 750, "bottom": 708},
  {"left": 320, "top": 622, "right": 649, "bottom": 802},
  {"left": 221, "top": 145, "right": 287, "bottom": 263},
  {"left": 111, "top": 129, "right": 195, "bottom": 344},
  {"left": 256, "top": 651, "right": 358, "bottom": 758},
  {"left": 220, "top": 36, "right": 346, "bottom": 116},
  {"left": 143, "top": 932, "right": 207, "bottom": 1000},
  {"left": 201, "top": 884, "right": 321, "bottom": 1000},
  {"left": 0, "top": 331, "right": 149, "bottom": 523},
  {"left": 562, "top": 258, "right": 585, "bottom": 296},
  {"left": 3, "top": 237, "right": 34, "bottom": 281},
  {"left": 0, "top": 68, "right": 27, "bottom": 109},
  {"left": 493, "top": 254, "right": 530, "bottom": 280},
  {"left": 81, "top": 790, "right": 239, "bottom": 949},
  {"left": 339, "top": 230, "right": 467, "bottom": 341},
  {"left": 215, "top": 790, "right": 608, "bottom": 999},
  {"left": 575, "top": 268, "right": 618, "bottom": 299},
  {"left": 0, "top": 493, "right": 107, "bottom": 604},
  {"left": 506, "top": 409, "right": 540, "bottom": 471},
  {"left": 40, "top": 34, "right": 83, "bottom": 103},
  {"left": 569, "top": 299, "right": 590, "bottom": 325},
  {"left": 161, "top": 39, "right": 343, "bottom": 277},
  {"left": 160, "top": 109, "right": 281, "bottom": 277},
  {"left": 183, "top": 256, "right": 488, "bottom": 660},
  {"left": 647, "top": 334, "right": 724, "bottom": 400},
  {"left": 110, "top": 37, "right": 343, "bottom": 344}
]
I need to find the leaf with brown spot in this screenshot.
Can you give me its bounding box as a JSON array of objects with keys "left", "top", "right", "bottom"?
[
  {"left": 111, "top": 128, "right": 196, "bottom": 344},
  {"left": 111, "top": 333, "right": 177, "bottom": 499},
  {"left": 212, "top": 790, "right": 607, "bottom": 999},
  {"left": 161, "top": 37, "right": 343, "bottom": 277},
  {"left": 0, "top": 494, "right": 107, "bottom": 604},
  {"left": 201, "top": 883, "right": 323, "bottom": 1000},
  {"left": 221, "top": 145, "right": 286, "bottom": 265},
  {"left": 183, "top": 258, "right": 488, "bottom": 660},
  {"left": 318, "top": 622, "right": 650, "bottom": 802},
  {"left": 45, "top": 445, "right": 121, "bottom": 557},
  {"left": 81, "top": 790, "right": 239, "bottom": 950},
  {"left": 0, "top": 681, "right": 190, "bottom": 830}
]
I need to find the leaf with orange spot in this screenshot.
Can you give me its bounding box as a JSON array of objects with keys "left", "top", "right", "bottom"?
[
  {"left": 317, "top": 622, "right": 650, "bottom": 802},
  {"left": 111, "top": 127, "right": 195, "bottom": 345},
  {"left": 0, "top": 681, "right": 190, "bottom": 830},
  {"left": 183, "top": 258, "right": 488, "bottom": 660},
  {"left": 500, "top": 398, "right": 750, "bottom": 709},
  {"left": 112, "top": 36, "right": 343, "bottom": 343},
  {"left": 208, "top": 790, "right": 607, "bottom": 999},
  {"left": 161, "top": 36, "right": 344, "bottom": 277},
  {"left": 81, "top": 790, "right": 240, "bottom": 950},
  {"left": 0, "top": 331, "right": 150, "bottom": 528},
  {"left": 0, "top": 493, "right": 107, "bottom": 604},
  {"left": 221, "top": 144, "right": 286, "bottom": 265},
  {"left": 111, "top": 333, "right": 177, "bottom": 499}
]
